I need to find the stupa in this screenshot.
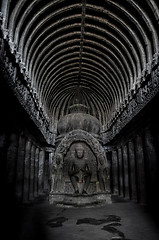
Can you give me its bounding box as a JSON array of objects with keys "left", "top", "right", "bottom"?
[{"left": 49, "top": 88, "right": 111, "bottom": 206}]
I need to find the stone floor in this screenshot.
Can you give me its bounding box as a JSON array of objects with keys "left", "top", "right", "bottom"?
[{"left": 3, "top": 196, "right": 159, "bottom": 240}]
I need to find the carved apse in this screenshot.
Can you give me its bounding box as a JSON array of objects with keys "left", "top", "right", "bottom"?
[{"left": 49, "top": 91, "right": 111, "bottom": 206}]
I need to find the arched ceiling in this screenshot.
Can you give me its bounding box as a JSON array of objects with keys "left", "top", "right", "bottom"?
[{"left": 1, "top": 0, "right": 159, "bottom": 128}]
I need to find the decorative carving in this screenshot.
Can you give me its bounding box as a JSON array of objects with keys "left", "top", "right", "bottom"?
[
  {"left": 51, "top": 130, "right": 109, "bottom": 195},
  {"left": 102, "top": 64, "right": 159, "bottom": 144},
  {"left": 55, "top": 129, "right": 107, "bottom": 162},
  {"left": 0, "top": 35, "right": 54, "bottom": 145},
  {"left": 51, "top": 153, "right": 64, "bottom": 193},
  {"left": 97, "top": 154, "right": 109, "bottom": 192}
]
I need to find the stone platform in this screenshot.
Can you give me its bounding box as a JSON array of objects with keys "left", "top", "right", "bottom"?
[{"left": 49, "top": 192, "right": 112, "bottom": 207}]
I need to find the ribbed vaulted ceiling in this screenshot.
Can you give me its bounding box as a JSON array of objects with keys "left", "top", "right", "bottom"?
[{"left": 1, "top": 0, "right": 159, "bottom": 127}]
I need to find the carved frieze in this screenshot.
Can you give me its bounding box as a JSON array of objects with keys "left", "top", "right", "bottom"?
[
  {"left": 55, "top": 129, "right": 107, "bottom": 162},
  {"left": 0, "top": 35, "right": 54, "bottom": 144},
  {"left": 102, "top": 64, "right": 159, "bottom": 144}
]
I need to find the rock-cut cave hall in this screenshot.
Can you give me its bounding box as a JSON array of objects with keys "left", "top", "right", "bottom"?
[{"left": 0, "top": 0, "right": 159, "bottom": 239}]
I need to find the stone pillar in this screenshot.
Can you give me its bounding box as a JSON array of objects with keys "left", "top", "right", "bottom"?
[
  {"left": 105, "top": 151, "right": 111, "bottom": 192},
  {"left": 34, "top": 147, "right": 39, "bottom": 198},
  {"left": 128, "top": 140, "right": 137, "bottom": 201},
  {"left": 144, "top": 127, "right": 158, "bottom": 205},
  {"left": 49, "top": 151, "right": 54, "bottom": 191},
  {"left": 44, "top": 148, "right": 55, "bottom": 193},
  {"left": 112, "top": 150, "right": 119, "bottom": 194},
  {"left": 23, "top": 139, "right": 32, "bottom": 203},
  {"left": 29, "top": 144, "right": 35, "bottom": 200},
  {"left": 6, "top": 133, "right": 18, "bottom": 197},
  {"left": 0, "top": 133, "right": 8, "bottom": 200},
  {"left": 135, "top": 134, "right": 146, "bottom": 204},
  {"left": 44, "top": 151, "right": 49, "bottom": 193},
  {"left": 118, "top": 147, "right": 124, "bottom": 196},
  {"left": 38, "top": 149, "right": 45, "bottom": 195},
  {"left": 122, "top": 144, "right": 130, "bottom": 198},
  {"left": 15, "top": 134, "right": 26, "bottom": 202},
  {"left": 0, "top": 133, "right": 7, "bottom": 154}
]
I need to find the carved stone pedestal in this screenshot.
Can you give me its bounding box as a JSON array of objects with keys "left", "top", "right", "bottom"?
[{"left": 49, "top": 192, "right": 112, "bottom": 207}]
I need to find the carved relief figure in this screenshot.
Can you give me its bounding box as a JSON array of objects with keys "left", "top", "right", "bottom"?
[
  {"left": 50, "top": 130, "right": 110, "bottom": 197},
  {"left": 97, "top": 155, "right": 109, "bottom": 192},
  {"left": 51, "top": 153, "right": 64, "bottom": 192},
  {"left": 68, "top": 143, "right": 92, "bottom": 194}
]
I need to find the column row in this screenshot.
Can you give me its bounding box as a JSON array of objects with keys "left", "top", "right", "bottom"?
[
  {"left": 111, "top": 127, "right": 159, "bottom": 205},
  {"left": 0, "top": 131, "right": 51, "bottom": 203}
]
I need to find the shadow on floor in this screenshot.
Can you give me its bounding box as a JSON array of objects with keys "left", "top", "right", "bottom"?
[{"left": 2, "top": 195, "right": 159, "bottom": 240}]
